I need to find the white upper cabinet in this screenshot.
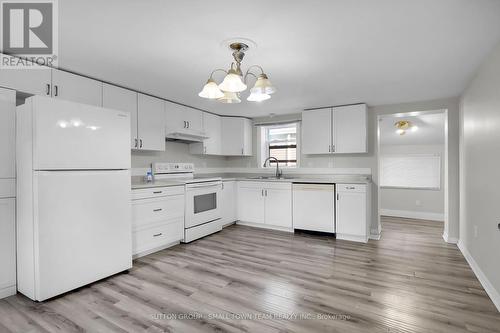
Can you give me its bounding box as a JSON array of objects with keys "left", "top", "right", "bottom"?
[
  {"left": 333, "top": 104, "right": 367, "bottom": 153},
  {"left": 102, "top": 84, "right": 138, "bottom": 149},
  {"left": 137, "top": 94, "right": 165, "bottom": 151},
  {"left": 301, "top": 104, "right": 367, "bottom": 154},
  {"left": 165, "top": 102, "right": 204, "bottom": 138},
  {"left": 51, "top": 69, "right": 103, "bottom": 106},
  {"left": 0, "top": 54, "right": 52, "bottom": 96},
  {"left": 221, "top": 117, "right": 252, "bottom": 156},
  {"left": 301, "top": 108, "right": 332, "bottom": 154},
  {"left": 0, "top": 88, "right": 15, "bottom": 179},
  {"left": 189, "top": 112, "right": 221, "bottom": 155}
]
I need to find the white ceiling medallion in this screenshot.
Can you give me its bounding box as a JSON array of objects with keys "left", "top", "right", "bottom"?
[{"left": 198, "top": 41, "right": 276, "bottom": 104}]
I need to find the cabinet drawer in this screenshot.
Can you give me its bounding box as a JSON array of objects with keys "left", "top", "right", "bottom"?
[
  {"left": 336, "top": 184, "right": 366, "bottom": 193},
  {"left": 132, "top": 219, "right": 183, "bottom": 255},
  {"left": 132, "top": 195, "right": 184, "bottom": 230},
  {"left": 132, "top": 185, "right": 184, "bottom": 200}
]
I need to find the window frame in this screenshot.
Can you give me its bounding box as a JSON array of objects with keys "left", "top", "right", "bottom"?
[{"left": 258, "top": 122, "right": 300, "bottom": 169}]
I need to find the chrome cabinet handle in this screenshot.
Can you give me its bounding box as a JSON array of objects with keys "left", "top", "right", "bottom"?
[
  {"left": 140, "top": 139, "right": 143, "bottom": 148},
  {"left": 153, "top": 208, "right": 162, "bottom": 212},
  {"left": 134, "top": 138, "right": 138, "bottom": 148},
  {"left": 204, "top": 146, "right": 207, "bottom": 154},
  {"left": 328, "top": 145, "right": 331, "bottom": 152},
  {"left": 187, "top": 121, "right": 190, "bottom": 128},
  {"left": 332, "top": 145, "right": 335, "bottom": 152},
  {"left": 337, "top": 193, "right": 340, "bottom": 200},
  {"left": 183, "top": 121, "right": 186, "bottom": 128},
  {"left": 46, "top": 83, "right": 51, "bottom": 95},
  {"left": 222, "top": 183, "right": 224, "bottom": 190},
  {"left": 261, "top": 189, "right": 264, "bottom": 196},
  {"left": 153, "top": 191, "right": 162, "bottom": 194},
  {"left": 265, "top": 189, "right": 268, "bottom": 196},
  {"left": 54, "top": 85, "right": 58, "bottom": 96},
  {"left": 345, "top": 186, "right": 356, "bottom": 190},
  {"left": 241, "top": 148, "right": 244, "bottom": 155},
  {"left": 153, "top": 233, "right": 162, "bottom": 237}
]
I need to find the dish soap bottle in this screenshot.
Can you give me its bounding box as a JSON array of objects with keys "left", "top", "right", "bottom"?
[{"left": 145, "top": 170, "right": 153, "bottom": 183}]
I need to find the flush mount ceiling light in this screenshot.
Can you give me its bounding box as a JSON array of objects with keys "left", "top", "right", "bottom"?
[
  {"left": 394, "top": 120, "right": 418, "bottom": 135},
  {"left": 198, "top": 42, "right": 276, "bottom": 103}
]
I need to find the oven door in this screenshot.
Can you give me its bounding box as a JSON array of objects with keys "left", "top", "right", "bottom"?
[{"left": 185, "top": 181, "right": 222, "bottom": 228}]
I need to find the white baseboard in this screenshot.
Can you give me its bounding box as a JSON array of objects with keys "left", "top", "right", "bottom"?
[
  {"left": 236, "top": 221, "right": 293, "bottom": 233},
  {"left": 442, "top": 231, "right": 458, "bottom": 244},
  {"left": 380, "top": 209, "right": 444, "bottom": 222},
  {"left": 0, "top": 285, "right": 16, "bottom": 299},
  {"left": 457, "top": 240, "right": 500, "bottom": 312}
]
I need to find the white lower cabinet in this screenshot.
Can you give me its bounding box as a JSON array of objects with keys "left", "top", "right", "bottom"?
[
  {"left": 0, "top": 198, "right": 16, "bottom": 299},
  {"left": 237, "top": 182, "right": 292, "bottom": 229},
  {"left": 220, "top": 181, "right": 237, "bottom": 226},
  {"left": 131, "top": 186, "right": 184, "bottom": 257},
  {"left": 336, "top": 183, "right": 371, "bottom": 243}
]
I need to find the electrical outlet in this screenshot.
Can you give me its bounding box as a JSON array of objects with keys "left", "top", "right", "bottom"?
[
  {"left": 474, "top": 225, "right": 478, "bottom": 238},
  {"left": 415, "top": 200, "right": 422, "bottom": 207}
]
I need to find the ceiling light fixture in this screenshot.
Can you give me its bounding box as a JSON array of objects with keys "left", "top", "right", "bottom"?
[
  {"left": 198, "top": 42, "right": 276, "bottom": 103},
  {"left": 394, "top": 120, "right": 418, "bottom": 135}
]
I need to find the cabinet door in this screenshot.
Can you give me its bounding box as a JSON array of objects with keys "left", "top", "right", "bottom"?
[
  {"left": 165, "top": 102, "right": 186, "bottom": 135},
  {"left": 336, "top": 185, "right": 367, "bottom": 239},
  {"left": 0, "top": 88, "right": 15, "bottom": 178},
  {"left": 237, "top": 185, "right": 265, "bottom": 223},
  {"left": 202, "top": 112, "right": 221, "bottom": 155},
  {"left": 333, "top": 104, "right": 367, "bottom": 153},
  {"left": 51, "top": 69, "right": 103, "bottom": 106},
  {"left": 264, "top": 185, "right": 292, "bottom": 228},
  {"left": 185, "top": 108, "right": 203, "bottom": 133},
  {"left": 102, "top": 84, "right": 138, "bottom": 149},
  {"left": 301, "top": 108, "right": 332, "bottom": 154},
  {"left": 137, "top": 94, "right": 165, "bottom": 151},
  {"left": 0, "top": 54, "right": 52, "bottom": 96},
  {"left": 242, "top": 118, "right": 253, "bottom": 156},
  {"left": 220, "top": 181, "right": 236, "bottom": 225},
  {"left": 0, "top": 198, "right": 16, "bottom": 297}
]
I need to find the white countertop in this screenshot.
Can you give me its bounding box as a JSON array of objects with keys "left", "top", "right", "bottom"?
[{"left": 131, "top": 173, "right": 371, "bottom": 189}]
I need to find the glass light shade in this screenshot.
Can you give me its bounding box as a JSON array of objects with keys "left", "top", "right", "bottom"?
[
  {"left": 218, "top": 70, "right": 247, "bottom": 93},
  {"left": 247, "top": 91, "right": 271, "bottom": 102},
  {"left": 396, "top": 129, "right": 405, "bottom": 135},
  {"left": 198, "top": 79, "right": 224, "bottom": 99},
  {"left": 411, "top": 125, "right": 418, "bottom": 132},
  {"left": 218, "top": 91, "right": 241, "bottom": 104},
  {"left": 250, "top": 74, "right": 276, "bottom": 95}
]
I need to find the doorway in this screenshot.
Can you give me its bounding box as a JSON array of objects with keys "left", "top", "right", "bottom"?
[{"left": 376, "top": 110, "right": 449, "bottom": 239}]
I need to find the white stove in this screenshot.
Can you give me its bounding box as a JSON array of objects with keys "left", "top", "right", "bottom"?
[{"left": 152, "top": 163, "right": 223, "bottom": 243}]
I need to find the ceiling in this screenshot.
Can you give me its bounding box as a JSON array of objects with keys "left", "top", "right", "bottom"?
[
  {"left": 379, "top": 113, "right": 446, "bottom": 145},
  {"left": 59, "top": 0, "right": 500, "bottom": 117}
]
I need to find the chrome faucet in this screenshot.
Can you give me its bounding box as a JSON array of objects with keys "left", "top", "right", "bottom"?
[{"left": 263, "top": 157, "right": 282, "bottom": 178}]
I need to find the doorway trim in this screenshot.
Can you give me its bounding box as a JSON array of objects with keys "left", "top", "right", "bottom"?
[{"left": 376, "top": 109, "right": 452, "bottom": 242}]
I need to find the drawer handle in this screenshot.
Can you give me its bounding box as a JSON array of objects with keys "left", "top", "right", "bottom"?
[
  {"left": 153, "top": 191, "right": 162, "bottom": 194},
  {"left": 153, "top": 208, "right": 162, "bottom": 212},
  {"left": 153, "top": 233, "right": 162, "bottom": 237},
  {"left": 346, "top": 186, "right": 356, "bottom": 190}
]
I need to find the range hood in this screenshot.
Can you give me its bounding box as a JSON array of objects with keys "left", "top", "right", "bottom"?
[{"left": 165, "top": 129, "right": 209, "bottom": 143}]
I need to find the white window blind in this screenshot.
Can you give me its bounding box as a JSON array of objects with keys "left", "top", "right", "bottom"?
[{"left": 380, "top": 154, "right": 441, "bottom": 189}]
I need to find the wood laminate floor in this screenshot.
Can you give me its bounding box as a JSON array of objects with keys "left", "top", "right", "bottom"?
[{"left": 1, "top": 216, "right": 499, "bottom": 333}]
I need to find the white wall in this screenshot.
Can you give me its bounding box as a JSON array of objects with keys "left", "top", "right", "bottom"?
[
  {"left": 460, "top": 41, "right": 500, "bottom": 310},
  {"left": 380, "top": 144, "right": 445, "bottom": 221},
  {"left": 131, "top": 141, "right": 227, "bottom": 170},
  {"left": 225, "top": 98, "right": 460, "bottom": 239}
]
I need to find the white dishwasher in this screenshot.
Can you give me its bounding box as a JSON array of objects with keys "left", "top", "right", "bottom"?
[{"left": 292, "top": 183, "right": 335, "bottom": 233}]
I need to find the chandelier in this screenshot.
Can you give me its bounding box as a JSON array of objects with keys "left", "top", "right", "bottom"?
[
  {"left": 198, "top": 42, "right": 276, "bottom": 104},
  {"left": 394, "top": 120, "right": 418, "bottom": 135}
]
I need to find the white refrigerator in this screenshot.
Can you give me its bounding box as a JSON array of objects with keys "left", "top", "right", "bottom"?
[{"left": 16, "top": 96, "right": 132, "bottom": 301}]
